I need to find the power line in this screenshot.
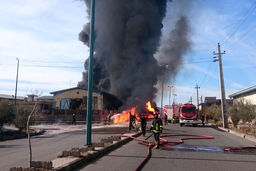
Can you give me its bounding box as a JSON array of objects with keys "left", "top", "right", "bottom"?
[
  {"left": 240, "top": 22, "right": 256, "bottom": 40},
  {"left": 23, "top": 64, "right": 82, "bottom": 69},
  {"left": 21, "top": 59, "right": 84, "bottom": 64},
  {"left": 0, "top": 63, "right": 82, "bottom": 69},
  {"left": 182, "top": 60, "right": 212, "bottom": 64},
  {"left": 0, "top": 56, "right": 84, "bottom": 65},
  {"left": 224, "top": 1, "right": 256, "bottom": 42},
  {"left": 200, "top": 62, "right": 213, "bottom": 86}
]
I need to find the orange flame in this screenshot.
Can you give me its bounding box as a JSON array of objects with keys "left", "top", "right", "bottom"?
[
  {"left": 113, "top": 101, "right": 156, "bottom": 124},
  {"left": 146, "top": 101, "right": 155, "bottom": 119},
  {"left": 146, "top": 101, "right": 155, "bottom": 113},
  {"left": 113, "top": 107, "right": 137, "bottom": 124}
]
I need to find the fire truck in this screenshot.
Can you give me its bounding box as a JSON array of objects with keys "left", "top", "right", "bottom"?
[
  {"left": 163, "top": 105, "right": 180, "bottom": 123},
  {"left": 179, "top": 103, "right": 199, "bottom": 127}
]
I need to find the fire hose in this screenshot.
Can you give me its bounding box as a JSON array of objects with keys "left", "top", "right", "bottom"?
[
  {"left": 224, "top": 146, "right": 256, "bottom": 152},
  {"left": 121, "top": 133, "right": 215, "bottom": 171}
]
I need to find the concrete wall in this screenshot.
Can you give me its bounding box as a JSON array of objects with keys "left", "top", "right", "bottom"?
[
  {"left": 54, "top": 88, "right": 103, "bottom": 110},
  {"left": 233, "top": 94, "right": 256, "bottom": 105}
]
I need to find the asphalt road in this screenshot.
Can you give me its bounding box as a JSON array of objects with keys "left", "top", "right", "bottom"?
[
  {"left": 80, "top": 123, "right": 256, "bottom": 171},
  {"left": 0, "top": 124, "right": 129, "bottom": 170}
]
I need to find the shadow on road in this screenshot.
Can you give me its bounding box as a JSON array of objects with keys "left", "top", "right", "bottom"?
[{"left": 0, "top": 145, "right": 20, "bottom": 148}]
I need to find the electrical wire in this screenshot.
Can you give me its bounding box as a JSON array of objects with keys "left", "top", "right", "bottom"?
[
  {"left": 200, "top": 62, "right": 213, "bottom": 86},
  {"left": 21, "top": 59, "right": 83, "bottom": 64},
  {"left": 201, "top": 64, "right": 218, "bottom": 87},
  {"left": 182, "top": 60, "right": 212, "bottom": 65},
  {"left": 240, "top": 22, "right": 256, "bottom": 40},
  {"left": 23, "top": 64, "right": 82, "bottom": 69},
  {"left": 224, "top": 1, "right": 256, "bottom": 42},
  {"left": 0, "top": 63, "right": 82, "bottom": 69}
]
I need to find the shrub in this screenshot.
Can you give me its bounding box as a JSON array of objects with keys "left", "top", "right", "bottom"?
[
  {"left": 14, "top": 105, "right": 34, "bottom": 131},
  {"left": 227, "top": 100, "right": 256, "bottom": 128},
  {"left": 227, "top": 105, "right": 240, "bottom": 128},
  {"left": 239, "top": 100, "right": 255, "bottom": 123},
  {"left": 205, "top": 104, "right": 221, "bottom": 124},
  {"left": 0, "top": 101, "right": 15, "bottom": 130}
]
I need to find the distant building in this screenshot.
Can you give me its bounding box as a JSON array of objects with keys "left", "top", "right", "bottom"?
[
  {"left": 0, "top": 94, "right": 24, "bottom": 103},
  {"left": 37, "top": 96, "right": 55, "bottom": 114},
  {"left": 201, "top": 97, "right": 232, "bottom": 106},
  {"left": 50, "top": 87, "right": 102, "bottom": 110},
  {"left": 26, "top": 94, "right": 37, "bottom": 102},
  {"left": 199, "top": 96, "right": 233, "bottom": 114},
  {"left": 229, "top": 85, "right": 256, "bottom": 105},
  {"left": 37, "top": 96, "right": 55, "bottom": 102},
  {"left": 50, "top": 87, "right": 122, "bottom": 111}
]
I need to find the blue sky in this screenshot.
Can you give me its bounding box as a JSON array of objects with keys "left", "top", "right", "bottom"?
[
  {"left": 157, "top": 0, "right": 256, "bottom": 105},
  {"left": 0, "top": 0, "right": 256, "bottom": 106}
]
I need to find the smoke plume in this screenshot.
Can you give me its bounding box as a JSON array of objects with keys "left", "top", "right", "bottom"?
[
  {"left": 78, "top": 0, "right": 191, "bottom": 112},
  {"left": 156, "top": 15, "right": 191, "bottom": 79}
]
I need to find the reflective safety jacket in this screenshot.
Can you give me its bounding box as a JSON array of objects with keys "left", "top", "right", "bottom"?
[
  {"left": 107, "top": 114, "right": 111, "bottom": 121},
  {"left": 151, "top": 118, "right": 163, "bottom": 133}
]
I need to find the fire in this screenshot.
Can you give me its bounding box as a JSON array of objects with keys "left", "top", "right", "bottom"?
[
  {"left": 113, "top": 101, "right": 156, "bottom": 124},
  {"left": 146, "top": 101, "right": 155, "bottom": 119},
  {"left": 146, "top": 101, "right": 155, "bottom": 112},
  {"left": 113, "top": 107, "right": 137, "bottom": 124}
]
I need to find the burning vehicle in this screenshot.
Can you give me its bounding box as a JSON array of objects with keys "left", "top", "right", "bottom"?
[{"left": 111, "top": 101, "right": 155, "bottom": 124}]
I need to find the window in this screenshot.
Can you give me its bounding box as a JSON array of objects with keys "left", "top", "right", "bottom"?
[
  {"left": 181, "top": 107, "right": 196, "bottom": 113},
  {"left": 60, "top": 99, "right": 70, "bottom": 110}
]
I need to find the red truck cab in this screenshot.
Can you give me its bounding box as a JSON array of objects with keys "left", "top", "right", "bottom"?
[{"left": 179, "top": 103, "right": 199, "bottom": 127}]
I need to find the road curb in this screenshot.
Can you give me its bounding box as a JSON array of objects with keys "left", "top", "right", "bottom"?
[
  {"left": 214, "top": 126, "right": 256, "bottom": 143},
  {"left": 54, "top": 132, "right": 142, "bottom": 171}
]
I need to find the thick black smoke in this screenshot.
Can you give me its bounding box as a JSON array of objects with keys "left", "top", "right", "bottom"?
[
  {"left": 156, "top": 15, "right": 191, "bottom": 79},
  {"left": 78, "top": 0, "right": 191, "bottom": 112}
]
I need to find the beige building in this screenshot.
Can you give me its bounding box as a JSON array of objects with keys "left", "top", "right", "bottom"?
[
  {"left": 229, "top": 85, "right": 256, "bottom": 104},
  {"left": 51, "top": 87, "right": 103, "bottom": 110},
  {"left": 50, "top": 87, "right": 122, "bottom": 111}
]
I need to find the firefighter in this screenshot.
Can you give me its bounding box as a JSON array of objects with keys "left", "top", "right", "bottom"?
[
  {"left": 140, "top": 113, "right": 148, "bottom": 136},
  {"left": 150, "top": 113, "right": 163, "bottom": 149},
  {"left": 129, "top": 112, "right": 135, "bottom": 130},
  {"left": 72, "top": 113, "right": 76, "bottom": 125},
  {"left": 132, "top": 114, "right": 136, "bottom": 129},
  {"left": 164, "top": 113, "right": 168, "bottom": 125},
  {"left": 201, "top": 114, "right": 205, "bottom": 127},
  {"left": 107, "top": 113, "right": 111, "bottom": 125}
]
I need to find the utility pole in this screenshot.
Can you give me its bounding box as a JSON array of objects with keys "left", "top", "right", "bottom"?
[
  {"left": 160, "top": 65, "right": 169, "bottom": 119},
  {"left": 14, "top": 58, "right": 19, "bottom": 107},
  {"left": 86, "top": 0, "right": 96, "bottom": 145},
  {"left": 213, "top": 43, "right": 228, "bottom": 128},
  {"left": 195, "top": 84, "right": 200, "bottom": 110},
  {"left": 160, "top": 74, "right": 164, "bottom": 119},
  {"left": 189, "top": 97, "right": 192, "bottom": 104},
  {"left": 168, "top": 85, "right": 173, "bottom": 105},
  {"left": 173, "top": 93, "right": 177, "bottom": 105}
]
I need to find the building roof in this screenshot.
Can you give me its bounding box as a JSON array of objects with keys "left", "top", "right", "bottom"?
[
  {"left": 0, "top": 94, "right": 25, "bottom": 100},
  {"left": 0, "top": 94, "right": 13, "bottom": 99},
  {"left": 37, "top": 96, "right": 54, "bottom": 100},
  {"left": 50, "top": 87, "right": 85, "bottom": 95},
  {"left": 229, "top": 85, "right": 256, "bottom": 98},
  {"left": 205, "top": 97, "right": 217, "bottom": 103},
  {"left": 50, "top": 87, "right": 105, "bottom": 96}
]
